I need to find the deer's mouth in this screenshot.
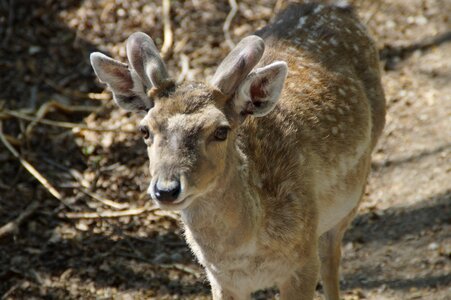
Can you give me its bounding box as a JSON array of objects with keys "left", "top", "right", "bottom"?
[{"left": 154, "top": 195, "right": 193, "bottom": 210}]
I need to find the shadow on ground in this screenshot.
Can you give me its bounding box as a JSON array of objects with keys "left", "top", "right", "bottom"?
[
  {"left": 342, "top": 189, "right": 450, "bottom": 292},
  {"left": 1, "top": 189, "right": 449, "bottom": 298}
]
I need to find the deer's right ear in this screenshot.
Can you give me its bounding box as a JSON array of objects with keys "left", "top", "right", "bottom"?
[
  {"left": 90, "top": 52, "right": 150, "bottom": 112},
  {"left": 234, "top": 61, "right": 287, "bottom": 117}
]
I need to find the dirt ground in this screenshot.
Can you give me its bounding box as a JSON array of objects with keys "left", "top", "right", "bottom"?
[{"left": 0, "top": 0, "right": 450, "bottom": 299}]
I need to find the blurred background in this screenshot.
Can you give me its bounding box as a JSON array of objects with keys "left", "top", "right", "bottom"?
[{"left": 0, "top": 0, "right": 449, "bottom": 299}]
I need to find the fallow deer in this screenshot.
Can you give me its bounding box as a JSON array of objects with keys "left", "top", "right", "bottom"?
[{"left": 90, "top": 2, "right": 385, "bottom": 299}]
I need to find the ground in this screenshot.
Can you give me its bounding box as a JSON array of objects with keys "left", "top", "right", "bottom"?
[{"left": 0, "top": 0, "right": 450, "bottom": 299}]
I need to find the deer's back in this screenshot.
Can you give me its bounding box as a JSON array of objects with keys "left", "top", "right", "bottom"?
[{"left": 257, "top": 3, "right": 384, "bottom": 139}]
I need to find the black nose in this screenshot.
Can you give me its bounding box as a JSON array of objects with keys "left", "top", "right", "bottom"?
[{"left": 154, "top": 180, "right": 181, "bottom": 202}]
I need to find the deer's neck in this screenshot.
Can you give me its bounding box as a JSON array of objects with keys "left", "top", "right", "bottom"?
[{"left": 180, "top": 144, "right": 261, "bottom": 255}]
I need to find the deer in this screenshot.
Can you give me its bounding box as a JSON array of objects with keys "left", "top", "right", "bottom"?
[{"left": 90, "top": 2, "right": 385, "bottom": 299}]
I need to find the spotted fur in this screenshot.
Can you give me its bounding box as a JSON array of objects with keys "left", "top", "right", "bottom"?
[{"left": 91, "top": 2, "right": 385, "bottom": 299}]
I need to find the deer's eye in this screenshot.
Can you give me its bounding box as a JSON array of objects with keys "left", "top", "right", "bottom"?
[
  {"left": 214, "top": 126, "right": 229, "bottom": 141},
  {"left": 139, "top": 125, "right": 151, "bottom": 140}
]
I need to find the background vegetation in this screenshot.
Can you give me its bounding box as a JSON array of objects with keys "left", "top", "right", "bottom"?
[{"left": 0, "top": 0, "right": 449, "bottom": 299}]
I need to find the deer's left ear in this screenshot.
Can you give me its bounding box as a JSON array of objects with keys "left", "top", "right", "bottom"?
[
  {"left": 90, "top": 52, "right": 150, "bottom": 112},
  {"left": 233, "top": 61, "right": 288, "bottom": 117}
]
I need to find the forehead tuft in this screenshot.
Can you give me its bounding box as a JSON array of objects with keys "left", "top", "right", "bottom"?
[
  {"left": 153, "top": 82, "right": 224, "bottom": 115},
  {"left": 148, "top": 82, "right": 230, "bottom": 129}
]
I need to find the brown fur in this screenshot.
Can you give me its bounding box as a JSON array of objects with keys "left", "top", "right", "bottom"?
[{"left": 114, "top": 3, "right": 385, "bottom": 299}]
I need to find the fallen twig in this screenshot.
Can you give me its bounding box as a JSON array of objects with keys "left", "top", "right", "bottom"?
[
  {"left": 160, "top": 263, "right": 203, "bottom": 278},
  {"left": 63, "top": 205, "right": 156, "bottom": 219},
  {"left": 42, "top": 158, "right": 130, "bottom": 210},
  {"left": 0, "top": 201, "right": 39, "bottom": 238},
  {"left": 3, "top": 133, "right": 21, "bottom": 146},
  {"left": 1, "top": 110, "right": 135, "bottom": 133},
  {"left": 115, "top": 252, "right": 202, "bottom": 278},
  {"left": 380, "top": 31, "right": 451, "bottom": 60},
  {"left": 1, "top": 281, "right": 21, "bottom": 300},
  {"left": 364, "top": 1, "right": 384, "bottom": 25},
  {"left": 177, "top": 53, "right": 191, "bottom": 83},
  {"left": 173, "top": 36, "right": 189, "bottom": 53},
  {"left": 26, "top": 100, "right": 65, "bottom": 136},
  {"left": 0, "top": 121, "right": 70, "bottom": 207},
  {"left": 161, "top": 0, "right": 173, "bottom": 59},
  {"left": 153, "top": 209, "right": 180, "bottom": 220},
  {"left": 45, "top": 79, "right": 110, "bottom": 101},
  {"left": 79, "top": 188, "right": 129, "bottom": 210},
  {"left": 42, "top": 158, "right": 91, "bottom": 188},
  {"left": 223, "top": 0, "right": 238, "bottom": 50},
  {"left": 35, "top": 100, "right": 99, "bottom": 113}
]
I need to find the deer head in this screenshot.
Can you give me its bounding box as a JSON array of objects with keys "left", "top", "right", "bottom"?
[{"left": 90, "top": 32, "right": 287, "bottom": 210}]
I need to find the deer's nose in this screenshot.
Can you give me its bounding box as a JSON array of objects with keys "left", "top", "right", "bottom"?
[{"left": 154, "top": 179, "right": 181, "bottom": 202}]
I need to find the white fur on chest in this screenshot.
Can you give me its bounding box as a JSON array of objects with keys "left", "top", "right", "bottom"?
[
  {"left": 205, "top": 240, "right": 296, "bottom": 292},
  {"left": 185, "top": 228, "right": 295, "bottom": 292}
]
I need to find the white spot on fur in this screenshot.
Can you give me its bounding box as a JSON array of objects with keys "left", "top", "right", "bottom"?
[
  {"left": 338, "top": 88, "right": 347, "bottom": 96},
  {"left": 330, "top": 38, "right": 338, "bottom": 46},
  {"left": 331, "top": 127, "right": 339, "bottom": 135}
]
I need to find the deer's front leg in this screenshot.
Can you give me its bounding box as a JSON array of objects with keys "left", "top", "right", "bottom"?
[
  {"left": 207, "top": 270, "right": 248, "bottom": 300},
  {"left": 279, "top": 251, "right": 320, "bottom": 300}
]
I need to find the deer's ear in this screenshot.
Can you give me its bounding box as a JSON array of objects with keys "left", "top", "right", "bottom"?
[
  {"left": 126, "top": 32, "right": 170, "bottom": 89},
  {"left": 90, "top": 52, "right": 150, "bottom": 112},
  {"left": 211, "top": 35, "right": 265, "bottom": 96},
  {"left": 233, "top": 61, "right": 287, "bottom": 117}
]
